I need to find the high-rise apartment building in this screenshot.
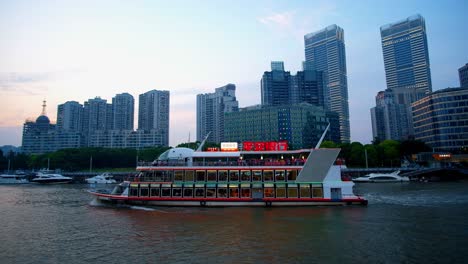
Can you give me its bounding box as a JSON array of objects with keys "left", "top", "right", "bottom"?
[
  {"left": 305, "top": 25, "right": 350, "bottom": 142},
  {"left": 57, "top": 101, "right": 83, "bottom": 131},
  {"left": 459, "top": 63, "right": 468, "bottom": 88},
  {"left": 197, "top": 84, "right": 239, "bottom": 143},
  {"left": 82, "top": 97, "right": 113, "bottom": 145},
  {"left": 261, "top": 62, "right": 291, "bottom": 106},
  {"left": 112, "top": 93, "right": 134, "bottom": 130},
  {"left": 381, "top": 14, "right": 432, "bottom": 104},
  {"left": 138, "top": 90, "right": 170, "bottom": 146}
]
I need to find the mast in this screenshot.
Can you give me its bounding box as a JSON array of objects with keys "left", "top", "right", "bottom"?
[
  {"left": 314, "top": 123, "right": 330, "bottom": 149},
  {"left": 196, "top": 132, "right": 211, "bottom": 152}
]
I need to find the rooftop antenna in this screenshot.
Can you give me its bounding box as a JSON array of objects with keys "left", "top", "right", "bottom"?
[
  {"left": 314, "top": 123, "right": 330, "bottom": 149},
  {"left": 41, "top": 99, "right": 47, "bottom": 116},
  {"left": 196, "top": 131, "right": 211, "bottom": 152}
]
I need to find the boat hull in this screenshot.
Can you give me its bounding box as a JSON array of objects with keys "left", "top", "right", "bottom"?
[
  {"left": 32, "top": 179, "right": 72, "bottom": 184},
  {"left": 91, "top": 192, "right": 368, "bottom": 207}
]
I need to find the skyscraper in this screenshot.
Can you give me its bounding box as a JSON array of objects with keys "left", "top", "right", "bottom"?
[
  {"left": 380, "top": 14, "right": 432, "bottom": 104},
  {"left": 138, "top": 90, "right": 170, "bottom": 146},
  {"left": 261, "top": 62, "right": 291, "bottom": 106},
  {"left": 112, "top": 93, "right": 134, "bottom": 130},
  {"left": 82, "top": 97, "right": 113, "bottom": 145},
  {"left": 197, "top": 84, "right": 238, "bottom": 143},
  {"left": 57, "top": 101, "right": 83, "bottom": 131},
  {"left": 459, "top": 63, "right": 468, "bottom": 88},
  {"left": 290, "top": 62, "right": 325, "bottom": 107},
  {"left": 375, "top": 14, "right": 432, "bottom": 140},
  {"left": 304, "top": 25, "right": 350, "bottom": 142}
]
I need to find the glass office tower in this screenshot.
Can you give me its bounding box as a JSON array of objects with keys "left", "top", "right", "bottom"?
[{"left": 304, "top": 25, "right": 349, "bottom": 142}]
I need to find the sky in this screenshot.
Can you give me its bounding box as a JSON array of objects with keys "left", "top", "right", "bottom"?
[{"left": 0, "top": 0, "right": 467, "bottom": 147}]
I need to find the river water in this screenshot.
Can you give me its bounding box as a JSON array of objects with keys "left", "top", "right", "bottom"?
[{"left": 1, "top": 182, "right": 468, "bottom": 264}]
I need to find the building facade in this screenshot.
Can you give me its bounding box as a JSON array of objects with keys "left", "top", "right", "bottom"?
[
  {"left": 112, "top": 93, "right": 134, "bottom": 130},
  {"left": 291, "top": 65, "right": 325, "bottom": 107},
  {"left": 138, "top": 90, "right": 170, "bottom": 146},
  {"left": 82, "top": 97, "right": 113, "bottom": 145},
  {"left": 412, "top": 87, "right": 468, "bottom": 152},
  {"left": 57, "top": 101, "right": 83, "bottom": 131},
  {"left": 381, "top": 14, "right": 432, "bottom": 104},
  {"left": 197, "top": 84, "right": 239, "bottom": 143},
  {"left": 261, "top": 62, "right": 291, "bottom": 107},
  {"left": 304, "top": 25, "right": 350, "bottom": 142},
  {"left": 459, "top": 63, "right": 468, "bottom": 88},
  {"left": 224, "top": 103, "right": 339, "bottom": 149}
]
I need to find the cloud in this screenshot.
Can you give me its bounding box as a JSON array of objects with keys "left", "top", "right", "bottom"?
[
  {"left": 257, "top": 11, "right": 295, "bottom": 29},
  {"left": 256, "top": 3, "right": 338, "bottom": 40},
  {"left": 0, "top": 72, "right": 51, "bottom": 95}
]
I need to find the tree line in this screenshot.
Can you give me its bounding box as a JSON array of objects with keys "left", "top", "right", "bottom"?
[{"left": 0, "top": 139, "right": 431, "bottom": 172}]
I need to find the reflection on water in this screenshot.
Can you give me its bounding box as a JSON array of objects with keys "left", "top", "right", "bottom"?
[{"left": 1, "top": 182, "right": 468, "bottom": 263}]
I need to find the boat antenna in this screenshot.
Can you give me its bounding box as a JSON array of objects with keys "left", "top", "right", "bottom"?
[
  {"left": 196, "top": 131, "right": 211, "bottom": 152},
  {"left": 314, "top": 123, "right": 330, "bottom": 149}
]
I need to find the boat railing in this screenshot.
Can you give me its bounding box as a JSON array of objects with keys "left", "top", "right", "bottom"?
[{"left": 138, "top": 159, "right": 306, "bottom": 167}]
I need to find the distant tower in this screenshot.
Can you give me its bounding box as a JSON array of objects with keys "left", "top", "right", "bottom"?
[
  {"left": 197, "top": 84, "right": 239, "bottom": 143},
  {"left": 261, "top": 62, "right": 291, "bottom": 106},
  {"left": 138, "top": 90, "right": 170, "bottom": 146},
  {"left": 459, "top": 63, "right": 468, "bottom": 88},
  {"left": 57, "top": 101, "right": 83, "bottom": 131},
  {"left": 305, "top": 25, "right": 350, "bottom": 142},
  {"left": 112, "top": 93, "right": 134, "bottom": 130}
]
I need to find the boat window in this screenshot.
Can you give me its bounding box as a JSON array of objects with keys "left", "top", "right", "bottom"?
[
  {"left": 312, "top": 184, "right": 323, "bottom": 198},
  {"left": 263, "top": 170, "right": 273, "bottom": 182},
  {"left": 140, "top": 185, "right": 149, "bottom": 197},
  {"left": 241, "top": 187, "right": 251, "bottom": 198},
  {"left": 218, "top": 170, "right": 228, "bottom": 181},
  {"left": 150, "top": 187, "right": 160, "bottom": 197},
  {"left": 196, "top": 170, "right": 206, "bottom": 182},
  {"left": 229, "top": 185, "right": 239, "bottom": 198},
  {"left": 264, "top": 187, "right": 274, "bottom": 198},
  {"left": 183, "top": 187, "right": 193, "bottom": 197},
  {"left": 161, "top": 188, "right": 171, "bottom": 197},
  {"left": 195, "top": 188, "right": 205, "bottom": 197},
  {"left": 206, "top": 188, "right": 216, "bottom": 197},
  {"left": 276, "top": 185, "right": 286, "bottom": 198},
  {"left": 174, "top": 170, "right": 184, "bottom": 181},
  {"left": 172, "top": 188, "right": 182, "bottom": 197},
  {"left": 252, "top": 170, "right": 262, "bottom": 181},
  {"left": 287, "top": 170, "right": 298, "bottom": 181},
  {"left": 240, "top": 170, "right": 251, "bottom": 182},
  {"left": 185, "top": 170, "right": 194, "bottom": 182},
  {"left": 300, "top": 185, "right": 311, "bottom": 198},
  {"left": 229, "top": 170, "right": 239, "bottom": 182},
  {"left": 217, "top": 188, "right": 228, "bottom": 198},
  {"left": 252, "top": 188, "right": 263, "bottom": 199},
  {"left": 154, "top": 171, "right": 164, "bottom": 181},
  {"left": 275, "top": 170, "right": 285, "bottom": 182},
  {"left": 287, "top": 185, "right": 298, "bottom": 198},
  {"left": 129, "top": 186, "right": 139, "bottom": 197},
  {"left": 207, "top": 170, "right": 217, "bottom": 182},
  {"left": 142, "top": 171, "right": 154, "bottom": 181}
]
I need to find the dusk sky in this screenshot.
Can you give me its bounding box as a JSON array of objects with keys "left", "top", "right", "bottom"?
[{"left": 1, "top": 0, "right": 467, "bottom": 147}]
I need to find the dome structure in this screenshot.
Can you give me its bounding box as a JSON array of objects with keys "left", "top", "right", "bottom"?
[
  {"left": 36, "top": 115, "right": 50, "bottom": 124},
  {"left": 157, "top": 148, "right": 194, "bottom": 161}
]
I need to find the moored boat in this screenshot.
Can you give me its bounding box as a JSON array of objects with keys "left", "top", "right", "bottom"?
[
  {"left": 90, "top": 141, "right": 368, "bottom": 207},
  {"left": 31, "top": 172, "right": 73, "bottom": 184},
  {"left": 86, "top": 172, "right": 117, "bottom": 184},
  {"left": 0, "top": 173, "right": 29, "bottom": 184},
  {"left": 353, "top": 171, "right": 409, "bottom": 183}
]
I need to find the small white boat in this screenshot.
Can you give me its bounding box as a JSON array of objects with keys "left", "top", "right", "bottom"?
[
  {"left": 353, "top": 171, "right": 409, "bottom": 183},
  {"left": 0, "top": 174, "right": 29, "bottom": 184},
  {"left": 32, "top": 172, "right": 73, "bottom": 184},
  {"left": 86, "top": 173, "right": 116, "bottom": 184}
]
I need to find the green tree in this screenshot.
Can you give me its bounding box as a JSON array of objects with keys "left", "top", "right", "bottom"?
[{"left": 379, "top": 140, "right": 401, "bottom": 167}]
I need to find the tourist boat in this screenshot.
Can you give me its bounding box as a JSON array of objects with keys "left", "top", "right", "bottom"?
[
  {"left": 0, "top": 173, "right": 29, "bottom": 184},
  {"left": 31, "top": 172, "right": 73, "bottom": 184},
  {"left": 90, "top": 129, "right": 368, "bottom": 207},
  {"left": 353, "top": 171, "right": 409, "bottom": 183},
  {"left": 86, "top": 172, "right": 117, "bottom": 184}
]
